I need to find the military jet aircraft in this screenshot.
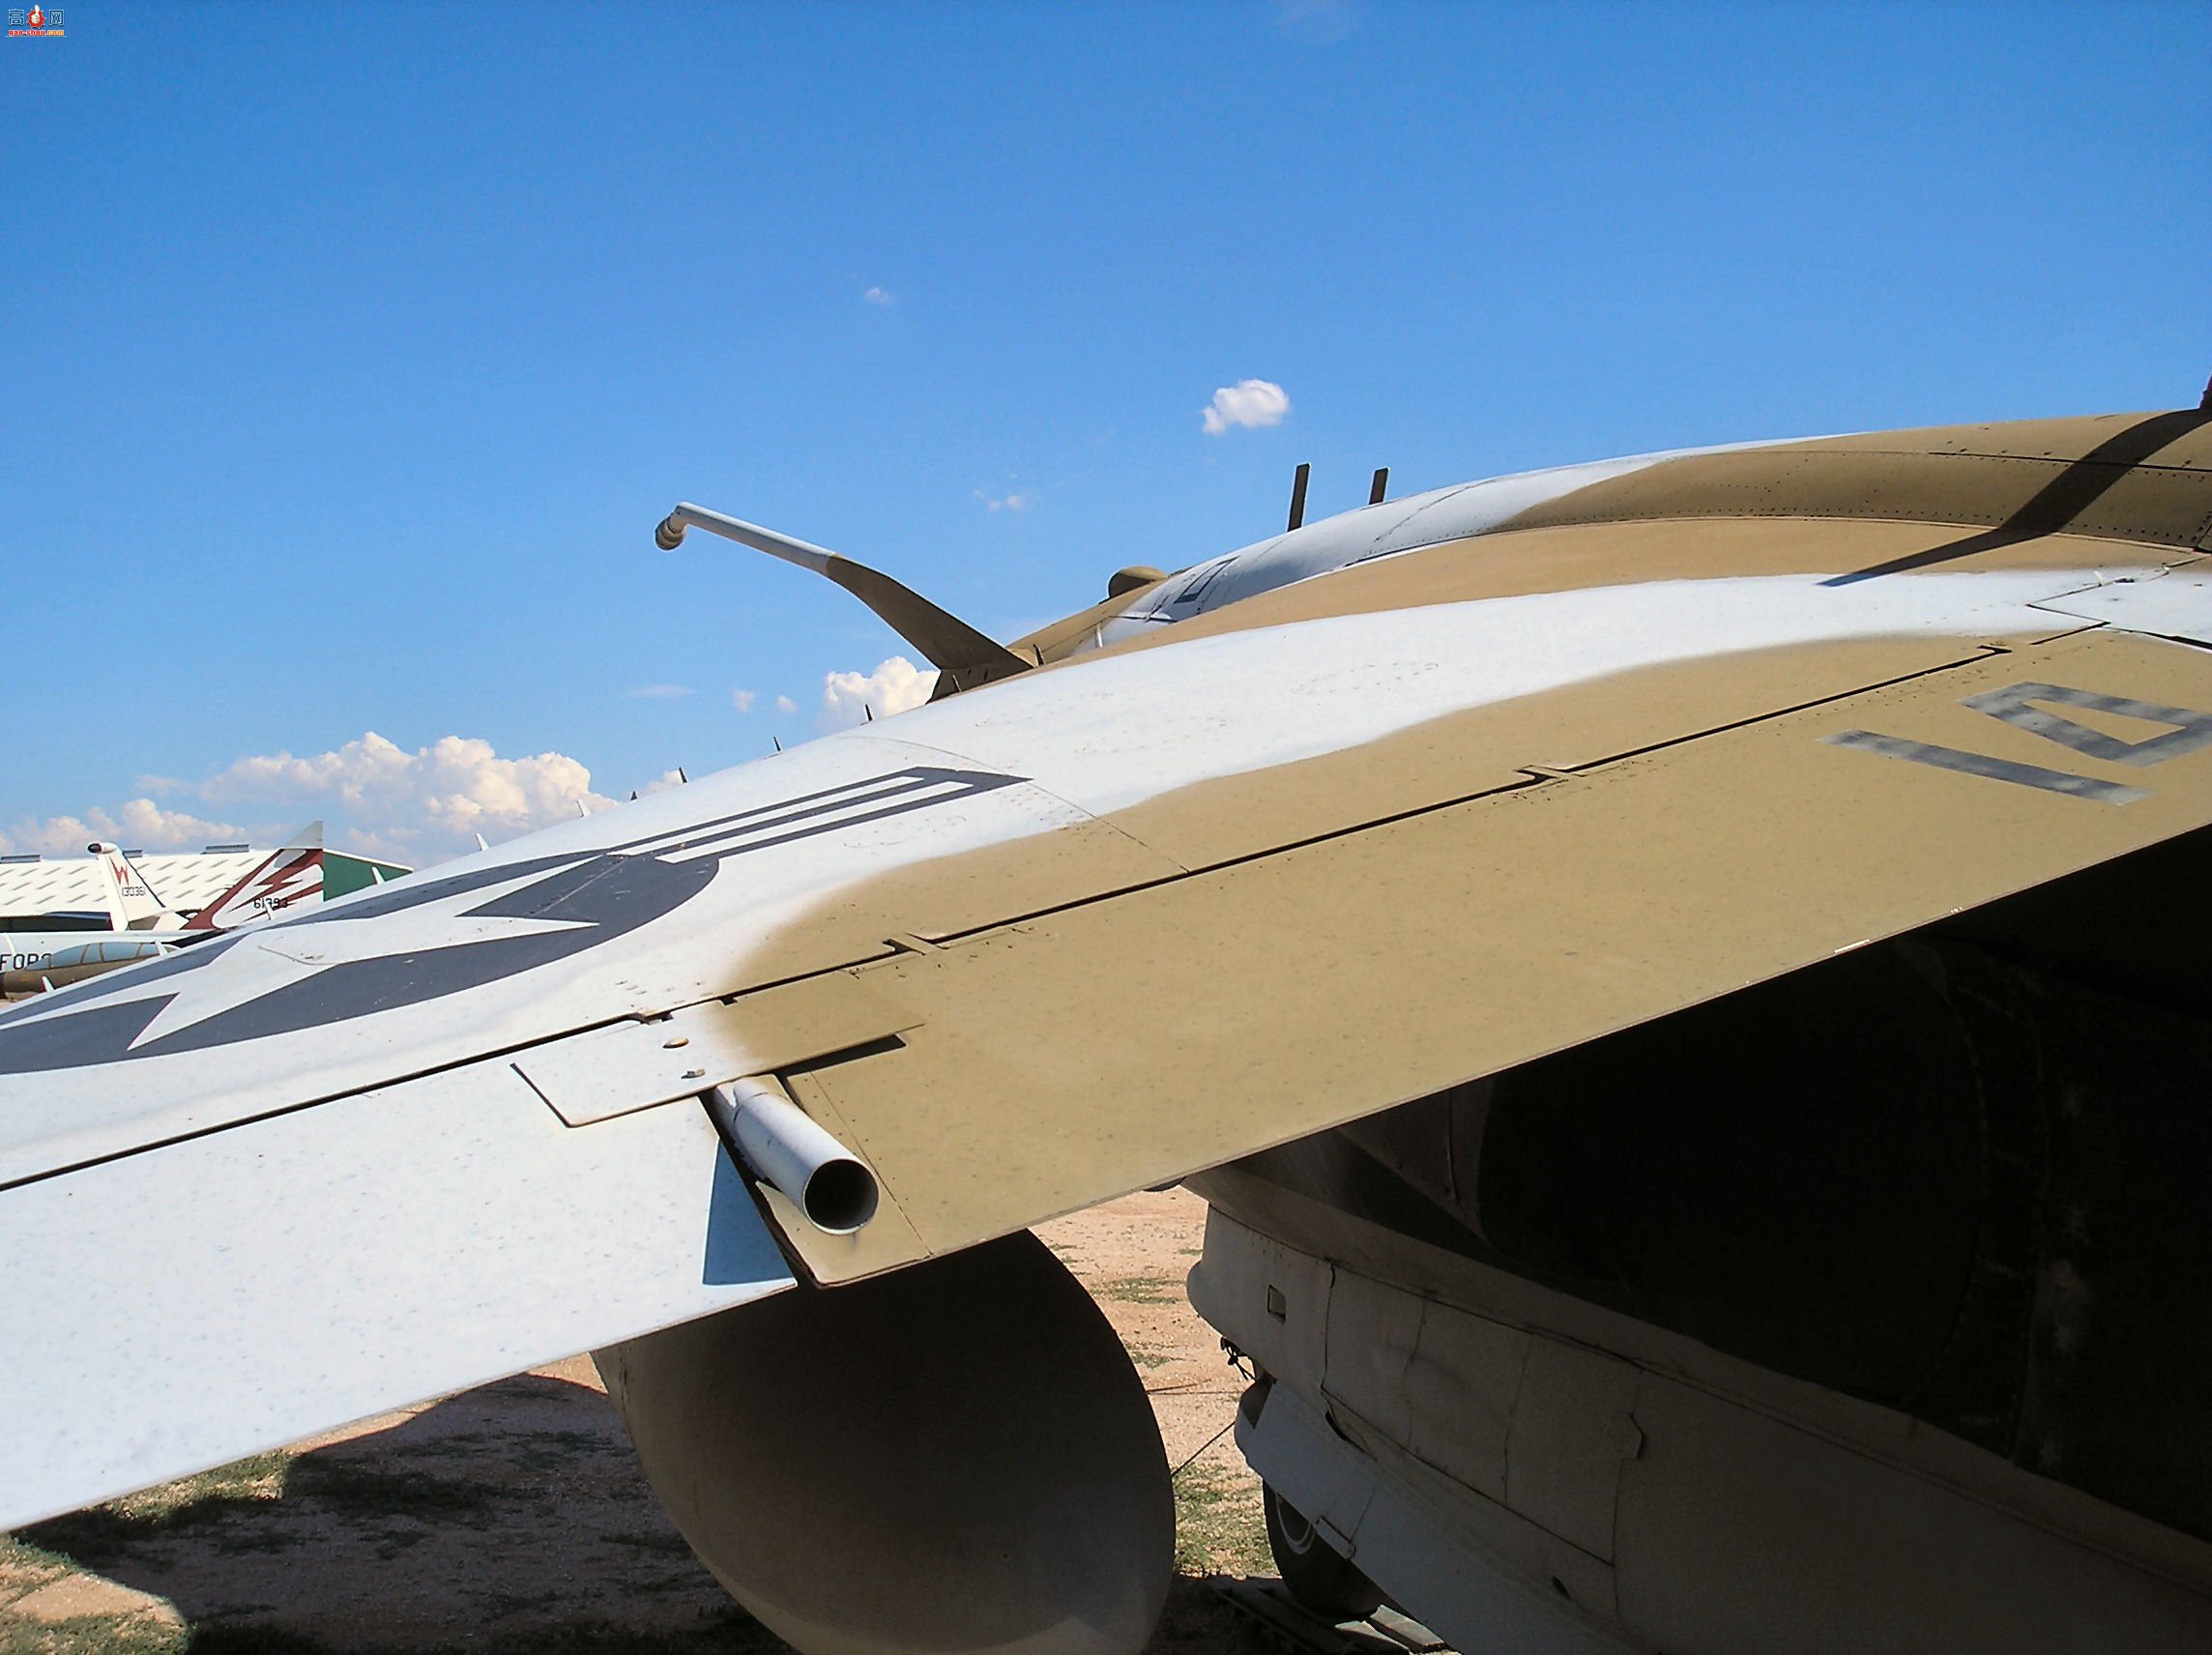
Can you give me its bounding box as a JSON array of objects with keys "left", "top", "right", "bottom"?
[{"left": 3, "top": 401, "right": 2210, "bottom": 1655}]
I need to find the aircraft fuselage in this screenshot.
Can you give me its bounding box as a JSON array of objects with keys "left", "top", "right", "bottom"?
[{"left": 1187, "top": 826, "right": 2212, "bottom": 1652}]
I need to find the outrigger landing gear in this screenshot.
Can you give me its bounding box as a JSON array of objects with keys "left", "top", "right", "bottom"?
[{"left": 1264, "top": 1482, "right": 1385, "bottom": 1621}]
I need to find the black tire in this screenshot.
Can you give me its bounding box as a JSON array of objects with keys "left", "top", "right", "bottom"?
[{"left": 1263, "top": 1483, "right": 1384, "bottom": 1621}]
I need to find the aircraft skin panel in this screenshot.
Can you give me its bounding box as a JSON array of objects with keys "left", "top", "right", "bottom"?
[
  {"left": 917, "top": 567, "right": 2129, "bottom": 826},
  {"left": 0, "top": 1055, "right": 794, "bottom": 1532},
  {"left": 0, "top": 575, "right": 2203, "bottom": 1193},
  {"left": 0, "top": 561, "right": 2147, "bottom": 1187},
  {"left": 1080, "top": 519, "right": 2188, "bottom": 658},
  {"left": 1083, "top": 443, "right": 1721, "bottom": 647},
  {"left": 760, "top": 624, "right": 2212, "bottom": 1282},
  {"left": 1047, "top": 411, "right": 2212, "bottom": 656},
  {"left": 0, "top": 740, "right": 1168, "bottom": 1187},
  {"left": 2034, "top": 566, "right": 2212, "bottom": 645},
  {"left": 1205, "top": 1212, "right": 2212, "bottom": 1653},
  {"left": 1733, "top": 410, "right": 2212, "bottom": 464},
  {"left": 1499, "top": 426, "right": 2212, "bottom": 549}
]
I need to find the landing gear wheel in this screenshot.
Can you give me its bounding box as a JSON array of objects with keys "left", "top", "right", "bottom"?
[{"left": 1263, "top": 1483, "right": 1384, "bottom": 1621}]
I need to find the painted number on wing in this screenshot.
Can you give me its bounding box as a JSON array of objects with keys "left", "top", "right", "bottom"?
[{"left": 1824, "top": 682, "right": 2212, "bottom": 805}]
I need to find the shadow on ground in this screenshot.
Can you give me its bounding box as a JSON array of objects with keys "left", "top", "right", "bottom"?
[{"left": 3, "top": 1369, "right": 1272, "bottom": 1655}]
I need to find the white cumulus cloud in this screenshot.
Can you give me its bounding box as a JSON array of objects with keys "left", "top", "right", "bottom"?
[
  {"left": 1202, "top": 378, "right": 1292, "bottom": 435},
  {"left": 7, "top": 732, "right": 646, "bottom": 871},
  {"left": 730, "top": 688, "right": 757, "bottom": 712},
  {"left": 189, "top": 732, "right": 616, "bottom": 864},
  {"left": 862, "top": 285, "right": 893, "bottom": 305},
  {"left": 975, "top": 489, "right": 1035, "bottom": 512},
  {"left": 774, "top": 694, "right": 799, "bottom": 715},
  {"left": 819, "top": 655, "right": 941, "bottom": 731},
  {"left": 0, "top": 799, "right": 245, "bottom": 858}
]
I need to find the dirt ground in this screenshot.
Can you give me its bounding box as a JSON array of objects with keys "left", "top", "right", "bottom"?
[{"left": 0, "top": 1189, "right": 1281, "bottom": 1655}]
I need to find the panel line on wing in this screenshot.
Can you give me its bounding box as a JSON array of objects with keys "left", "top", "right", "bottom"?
[{"left": 908, "top": 643, "right": 2031, "bottom": 948}]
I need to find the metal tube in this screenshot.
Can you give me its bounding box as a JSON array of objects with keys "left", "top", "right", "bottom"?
[
  {"left": 655, "top": 504, "right": 837, "bottom": 574},
  {"left": 704, "top": 1077, "right": 880, "bottom": 1235}
]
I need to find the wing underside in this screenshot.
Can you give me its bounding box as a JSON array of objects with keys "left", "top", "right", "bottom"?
[{"left": 0, "top": 1061, "right": 794, "bottom": 1528}]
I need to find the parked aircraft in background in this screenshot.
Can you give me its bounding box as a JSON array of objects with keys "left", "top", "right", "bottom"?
[
  {"left": 4, "top": 401, "right": 2210, "bottom": 1654},
  {"left": 0, "top": 843, "right": 184, "bottom": 984},
  {"left": 1, "top": 937, "right": 180, "bottom": 998},
  {"left": 0, "top": 827, "right": 404, "bottom": 996},
  {"left": 182, "top": 822, "right": 335, "bottom": 934}
]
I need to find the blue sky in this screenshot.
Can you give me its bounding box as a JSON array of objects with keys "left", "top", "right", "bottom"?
[{"left": 5, "top": 1, "right": 2206, "bottom": 864}]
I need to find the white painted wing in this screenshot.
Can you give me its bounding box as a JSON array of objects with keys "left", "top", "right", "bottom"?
[{"left": 0, "top": 1058, "right": 792, "bottom": 1530}]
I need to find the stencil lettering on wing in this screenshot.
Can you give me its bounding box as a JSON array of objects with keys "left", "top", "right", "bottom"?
[{"left": 1824, "top": 682, "right": 2212, "bottom": 805}]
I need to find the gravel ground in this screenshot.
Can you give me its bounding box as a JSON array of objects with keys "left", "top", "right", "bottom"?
[{"left": 1, "top": 1188, "right": 1278, "bottom": 1655}]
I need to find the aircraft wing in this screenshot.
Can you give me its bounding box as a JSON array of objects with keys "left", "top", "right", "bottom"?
[{"left": 6, "top": 440, "right": 2212, "bottom": 1527}]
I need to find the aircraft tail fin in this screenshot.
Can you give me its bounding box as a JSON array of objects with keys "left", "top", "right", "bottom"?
[
  {"left": 87, "top": 843, "right": 174, "bottom": 931},
  {"left": 185, "top": 824, "right": 328, "bottom": 932}
]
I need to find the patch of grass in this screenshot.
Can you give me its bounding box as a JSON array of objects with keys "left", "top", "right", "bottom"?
[
  {"left": 0, "top": 1614, "right": 189, "bottom": 1655},
  {"left": 105, "top": 1457, "right": 292, "bottom": 1525},
  {"left": 0, "top": 1532, "right": 75, "bottom": 1586},
  {"left": 1123, "top": 1342, "right": 1174, "bottom": 1371},
  {"left": 21, "top": 1454, "right": 504, "bottom": 1575},
  {"left": 20, "top": 1455, "right": 295, "bottom": 1569},
  {"left": 1096, "top": 1275, "right": 1181, "bottom": 1305},
  {"left": 285, "top": 1460, "right": 501, "bottom": 1525},
  {"left": 1172, "top": 1466, "right": 1268, "bottom": 1579}
]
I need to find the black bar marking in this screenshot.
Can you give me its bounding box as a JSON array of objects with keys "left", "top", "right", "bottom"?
[
  {"left": 1287, "top": 462, "right": 1310, "bottom": 532},
  {"left": 1822, "top": 730, "right": 2149, "bottom": 805},
  {"left": 1169, "top": 557, "right": 1237, "bottom": 609},
  {"left": 604, "top": 767, "right": 1023, "bottom": 862},
  {"left": 1958, "top": 682, "right": 2212, "bottom": 769}
]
